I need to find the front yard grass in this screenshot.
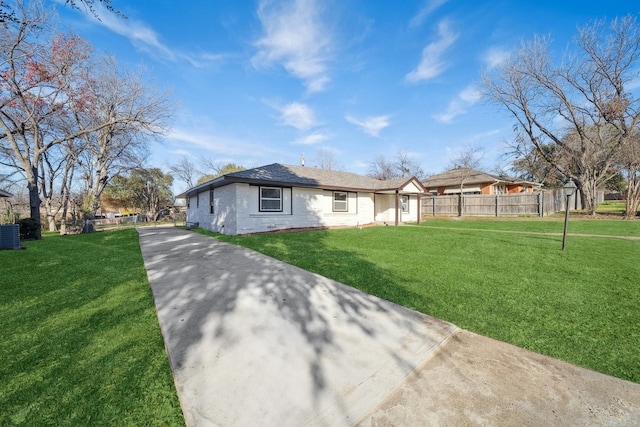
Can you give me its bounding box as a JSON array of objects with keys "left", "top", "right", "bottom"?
[
  {"left": 0, "top": 229, "right": 184, "bottom": 427},
  {"left": 210, "top": 218, "right": 640, "bottom": 384}
]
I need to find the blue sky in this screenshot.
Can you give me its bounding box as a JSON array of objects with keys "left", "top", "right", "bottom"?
[{"left": 55, "top": 0, "right": 638, "bottom": 192}]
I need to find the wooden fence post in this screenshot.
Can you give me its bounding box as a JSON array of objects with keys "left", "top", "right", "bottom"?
[{"left": 538, "top": 192, "right": 543, "bottom": 217}]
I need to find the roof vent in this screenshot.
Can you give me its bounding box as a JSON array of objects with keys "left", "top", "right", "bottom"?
[{"left": 301, "top": 152, "right": 305, "bottom": 167}]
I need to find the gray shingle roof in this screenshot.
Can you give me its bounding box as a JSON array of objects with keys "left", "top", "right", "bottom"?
[
  {"left": 0, "top": 188, "right": 13, "bottom": 198},
  {"left": 178, "top": 163, "right": 425, "bottom": 197}
]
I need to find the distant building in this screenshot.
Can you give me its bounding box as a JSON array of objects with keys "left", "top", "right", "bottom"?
[{"left": 422, "top": 168, "right": 542, "bottom": 196}]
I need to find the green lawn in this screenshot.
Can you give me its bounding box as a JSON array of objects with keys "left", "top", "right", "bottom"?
[
  {"left": 597, "top": 200, "right": 627, "bottom": 214},
  {"left": 0, "top": 229, "right": 184, "bottom": 427},
  {"left": 207, "top": 218, "right": 640, "bottom": 383}
]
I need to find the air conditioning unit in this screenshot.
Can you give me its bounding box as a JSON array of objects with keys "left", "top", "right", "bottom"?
[{"left": 0, "top": 224, "right": 21, "bottom": 250}]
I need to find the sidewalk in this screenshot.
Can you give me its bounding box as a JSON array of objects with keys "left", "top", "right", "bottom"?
[{"left": 138, "top": 226, "right": 640, "bottom": 426}]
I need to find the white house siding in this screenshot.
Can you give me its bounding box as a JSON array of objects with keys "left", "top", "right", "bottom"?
[
  {"left": 185, "top": 185, "right": 238, "bottom": 234},
  {"left": 185, "top": 183, "right": 411, "bottom": 235},
  {"left": 374, "top": 194, "right": 395, "bottom": 223},
  {"left": 213, "top": 184, "right": 237, "bottom": 234},
  {"left": 373, "top": 194, "right": 419, "bottom": 223},
  {"left": 231, "top": 185, "right": 375, "bottom": 235},
  {"left": 399, "top": 195, "right": 419, "bottom": 223}
]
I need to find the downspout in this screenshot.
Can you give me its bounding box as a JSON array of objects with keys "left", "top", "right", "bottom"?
[{"left": 417, "top": 193, "right": 421, "bottom": 224}]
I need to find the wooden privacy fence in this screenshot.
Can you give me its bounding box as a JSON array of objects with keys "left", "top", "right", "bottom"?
[{"left": 420, "top": 189, "right": 603, "bottom": 218}]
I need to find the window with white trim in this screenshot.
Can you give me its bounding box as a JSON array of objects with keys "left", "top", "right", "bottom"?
[
  {"left": 401, "top": 195, "right": 409, "bottom": 213},
  {"left": 209, "top": 189, "right": 215, "bottom": 214},
  {"left": 260, "top": 187, "right": 282, "bottom": 212},
  {"left": 333, "top": 191, "right": 348, "bottom": 212}
]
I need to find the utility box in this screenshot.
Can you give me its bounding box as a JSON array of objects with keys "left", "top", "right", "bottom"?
[{"left": 0, "top": 224, "right": 21, "bottom": 250}]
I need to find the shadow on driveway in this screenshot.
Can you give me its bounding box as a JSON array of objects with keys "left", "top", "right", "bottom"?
[{"left": 138, "top": 226, "right": 456, "bottom": 426}]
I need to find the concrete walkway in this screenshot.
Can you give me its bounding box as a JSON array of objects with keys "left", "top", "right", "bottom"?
[{"left": 138, "top": 226, "right": 640, "bottom": 426}]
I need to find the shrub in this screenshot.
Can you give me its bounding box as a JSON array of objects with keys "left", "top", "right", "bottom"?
[{"left": 18, "top": 217, "right": 41, "bottom": 240}]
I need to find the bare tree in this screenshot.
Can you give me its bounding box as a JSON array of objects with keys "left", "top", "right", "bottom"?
[
  {"left": 448, "top": 145, "right": 484, "bottom": 170},
  {"left": 483, "top": 16, "right": 640, "bottom": 214},
  {"left": 1, "top": 0, "right": 123, "bottom": 23},
  {"left": 72, "top": 56, "right": 171, "bottom": 217},
  {"left": 0, "top": 4, "right": 171, "bottom": 237},
  {"left": 310, "top": 148, "right": 343, "bottom": 170},
  {"left": 169, "top": 156, "right": 199, "bottom": 188},
  {"left": 198, "top": 160, "right": 244, "bottom": 184},
  {"left": 395, "top": 151, "right": 425, "bottom": 179},
  {"left": 617, "top": 132, "right": 640, "bottom": 218},
  {"left": 368, "top": 154, "right": 397, "bottom": 180},
  {"left": 505, "top": 130, "right": 563, "bottom": 186},
  {"left": 368, "top": 151, "right": 425, "bottom": 180},
  {"left": 0, "top": 2, "right": 101, "bottom": 237},
  {"left": 445, "top": 146, "right": 486, "bottom": 192}
]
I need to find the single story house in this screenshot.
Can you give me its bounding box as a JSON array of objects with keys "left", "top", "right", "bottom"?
[
  {"left": 422, "top": 167, "right": 542, "bottom": 196},
  {"left": 178, "top": 163, "right": 425, "bottom": 235}
]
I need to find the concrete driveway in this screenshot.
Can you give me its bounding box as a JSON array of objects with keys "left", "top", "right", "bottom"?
[{"left": 138, "top": 226, "right": 640, "bottom": 426}]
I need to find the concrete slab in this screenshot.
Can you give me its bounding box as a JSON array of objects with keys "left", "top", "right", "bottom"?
[
  {"left": 138, "top": 227, "right": 457, "bottom": 426},
  {"left": 138, "top": 226, "right": 640, "bottom": 427},
  {"left": 359, "top": 330, "right": 640, "bottom": 426}
]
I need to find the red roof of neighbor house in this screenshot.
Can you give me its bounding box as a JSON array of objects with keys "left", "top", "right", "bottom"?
[{"left": 421, "top": 167, "right": 542, "bottom": 189}]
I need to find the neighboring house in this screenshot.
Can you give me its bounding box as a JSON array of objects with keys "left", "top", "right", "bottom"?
[
  {"left": 0, "top": 189, "right": 13, "bottom": 198},
  {"left": 422, "top": 167, "right": 542, "bottom": 196},
  {"left": 178, "top": 163, "right": 425, "bottom": 235}
]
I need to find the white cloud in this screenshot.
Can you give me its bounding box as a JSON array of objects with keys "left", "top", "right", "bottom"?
[
  {"left": 459, "top": 86, "right": 482, "bottom": 103},
  {"left": 253, "top": 0, "right": 332, "bottom": 93},
  {"left": 410, "top": 0, "right": 450, "bottom": 28},
  {"left": 345, "top": 114, "right": 391, "bottom": 137},
  {"left": 277, "top": 102, "right": 317, "bottom": 130},
  {"left": 166, "top": 128, "right": 280, "bottom": 157},
  {"left": 79, "top": 3, "right": 225, "bottom": 67},
  {"left": 482, "top": 47, "right": 510, "bottom": 69},
  {"left": 433, "top": 101, "right": 466, "bottom": 124},
  {"left": 406, "top": 19, "right": 458, "bottom": 83},
  {"left": 293, "top": 132, "right": 329, "bottom": 145},
  {"left": 433, "top": 85, "right": 481, "bottom": 123}
]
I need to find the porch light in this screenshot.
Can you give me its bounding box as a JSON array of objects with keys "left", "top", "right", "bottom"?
[{"left": 561, "top": 180, "right": 577, "bottom": 251}]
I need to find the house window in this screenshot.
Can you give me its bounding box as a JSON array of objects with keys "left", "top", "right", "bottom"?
[
  {"left": 333, "top": 191, "right": 348, "bottom": 212},
  {"left": 209, "top": 189, "right": 214, "bottom": 214},
  {"left": 260, "top": 187, "right": 282, "bottom": 212},
  {"left": 401, "top": 195, "right": 409, "bottom": 213}
]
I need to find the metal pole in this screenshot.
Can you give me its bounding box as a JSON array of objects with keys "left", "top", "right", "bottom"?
[{"left": 562, "top": 194, "right": 570, "bottom": 250}]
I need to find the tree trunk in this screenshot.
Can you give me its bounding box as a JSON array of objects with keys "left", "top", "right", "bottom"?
[
  {"left": 27, "top": 179, "right": 43, "bottom": 240},
  {"left": 577, "top": 175, "right": 598, "bottom": 215},
  {"left": 625, "top": 172, "right": 640, "bottom": 218},
  {"left": 45, "top": 199, "right": 58, "bottom": 232}
]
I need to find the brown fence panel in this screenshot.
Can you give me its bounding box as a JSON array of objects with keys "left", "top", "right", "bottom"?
[
  {"left": 424, "top": 195, "right": 459, "bottom": 216},
  {"left": 463, "top": 194, "right": 497, "bottom": 216},
  {"left": 497, "top": 193, "right": 540, "bottom": 216},
  {"left": 421, "top": 190, "right": 602, "bottom": 219}
]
